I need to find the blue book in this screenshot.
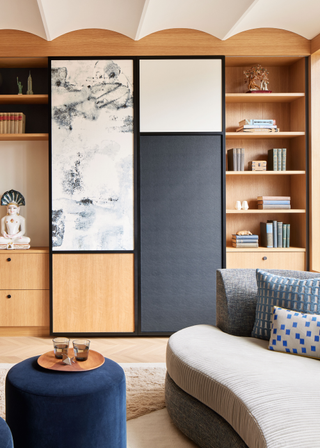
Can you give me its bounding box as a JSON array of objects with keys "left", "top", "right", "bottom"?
[{"left": 261, "top": 200, "right": 290, "bottom": 205}]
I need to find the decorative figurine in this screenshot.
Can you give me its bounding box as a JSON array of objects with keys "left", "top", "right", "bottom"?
[
  {"left": 27, "top": 71, "right": 33, "bottom": 95},
  {"left": 17, "top": 77, "right": 23, "bottom": 95},
  {"left": 244, "top": 64, "right": 270, "bottom": 92},
  {"left": 0, "top": 189, "right": 31, "bottom": 249}
]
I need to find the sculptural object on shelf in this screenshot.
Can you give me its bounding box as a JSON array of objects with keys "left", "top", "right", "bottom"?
[
  {"left": 244, "top": 64, "right": 270, "bottom": 92},
  {"left": 27, "top": 71, "right": 33, "bottom": 95},
  {"left": 17, "top": 77, "right": 23, "bottom": 95},
  {"left": 0, "top": 189, "right": 31, "bottom": 249}
]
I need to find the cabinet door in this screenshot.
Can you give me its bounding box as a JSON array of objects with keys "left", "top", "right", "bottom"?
[
  {"left": 0, "top": 253, "right": 49, "bottom": 289},
  {"left": 140, "top": 135, "right": 223, "bottom": 333},
  {"left": 0, "top": 290, "right": 49, "bottom": 326},
  {"left": 52, "top": 254, "right": 134, "bottom": 333}
]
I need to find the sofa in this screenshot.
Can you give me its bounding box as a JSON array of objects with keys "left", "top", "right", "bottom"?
[{"left": 165, "top": 268, "right": 320, "bottom": 448}]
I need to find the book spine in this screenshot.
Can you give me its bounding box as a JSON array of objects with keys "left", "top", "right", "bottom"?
[
  {"left": 268, "top": 149, "right": 277, "bottom": 171},
  {"left": 260, "top": 222, "right": 273, "bottom": 247},
  {"left": 286, "top": 224, "right": 290, "bottom": 247},
  {"left": 0, "top": 113, "right": 3, "bottom": 134},
  {"left": 277, "top": 222, "right": 283, "bottom": 248},
  {"left": 14, "top": 113, "right": 19, "bottom": 134},
  {"left": 277, "top": 148, "right": 282, "bottom": 171},
  {"left": 282, "top": 224, "right": 287, "bottom": 247},
  {"left": 239, "top": 119, "right": 276, "bottom": 126},
  {"left": 282, "top": 148, "right": 287, "bottom": 171},
  {"left": 258, "top": 204, "right": 291, "bottom": 209},
  {"left": 232, "top": 242, "right": 259, "bottom": 248},
  {"left": 22, "top": 114, "right": 26, "bottom": 133},
  {"left": 237, "top": 148, "right": 241, "bottom": 171},
  {"left": 10, "top": 113, "right": 15, "bottom": 134},
  {"left": 272, "top": 220, "right": 277, "bottom": 248},
  {"left": 227, "top": 148, "right": 237, "bottom": 171},
  {"left": 240, "top": 148, "right": 244, "bottom": 171},
  {"left": 258, "top": 201, "right": 290, "bottom": 205},
  {"left": 257, "top": 196, "right": 291, "bottom": 201},
  {"left": 3, "top": 113, "right": 7, "bottom": 134}
]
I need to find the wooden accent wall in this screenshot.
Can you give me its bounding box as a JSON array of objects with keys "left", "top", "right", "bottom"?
[{"left": 0, "top": 28, "right": 311, "bottom": 58}]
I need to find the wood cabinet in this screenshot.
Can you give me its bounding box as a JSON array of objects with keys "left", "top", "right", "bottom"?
[
  {"left": 0, "top": 248, "right": 49, "bottom": 333},
  {"left": 52, "top": 254, "right": 134, "bottom": 334},
  {"left": 225, "top": 57, "right": 307, "bottom": 269}
]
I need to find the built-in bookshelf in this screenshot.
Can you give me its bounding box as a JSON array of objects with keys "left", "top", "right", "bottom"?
[{"left": 225, "top": 56, "right": 307, "bottom": 270}]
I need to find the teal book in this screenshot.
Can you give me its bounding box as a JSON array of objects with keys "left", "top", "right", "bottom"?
[
  {"left": 268, "top": 149, "right": 277, "bottom": 171},
  {"left": 282, "top": 224, "right": 287, "bottom": 248},
  {"left": 282, "top": 148, "right": 287, "bottom": 171},
  {"left": 277, "top": 148, "right": 282, "bottom": 171},
  {"left": 286, "top": 224, "right": 290, "bottom": 247},
  {"left": 277, "top": 222, "right": 283, "bottom": 248}
]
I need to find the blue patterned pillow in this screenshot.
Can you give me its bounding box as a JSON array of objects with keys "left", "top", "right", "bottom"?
[
  {"left": 269, "top": 306, "right": 320, "bottom": 359},
  {"left": 251, "top": 269, "right": 320, "bottom": 340}
]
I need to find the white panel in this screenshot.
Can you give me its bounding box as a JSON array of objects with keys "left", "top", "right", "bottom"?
[
  {"left": 140, "top": 59, "right": 222, "bottom": 132},
  {"left": 0, "top": 0, "right": 47, "bottom": 39},
  {"left": 0, "top": 141, "right": 49, "bottom": 247}
]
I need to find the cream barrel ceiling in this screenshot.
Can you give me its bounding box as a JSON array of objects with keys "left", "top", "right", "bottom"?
[{"left": 0, "top": 0, "right": 320, "bottom": 42}]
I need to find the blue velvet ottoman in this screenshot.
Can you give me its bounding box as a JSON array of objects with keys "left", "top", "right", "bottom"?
[
  {"left": 0, "top": 416, "right": 14, "bottom": 448},
  {"left": 5, "top": 356, "right": 126, "bottom": 448}
]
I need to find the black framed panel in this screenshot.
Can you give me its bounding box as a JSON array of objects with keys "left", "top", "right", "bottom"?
[{"left": 139, "top": 134, "right": 223, "bottom": 333}]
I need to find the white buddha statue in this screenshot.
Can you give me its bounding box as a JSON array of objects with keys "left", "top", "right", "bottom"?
[{"left": 0, "top": 189, "right": 30, "bottom": 249}]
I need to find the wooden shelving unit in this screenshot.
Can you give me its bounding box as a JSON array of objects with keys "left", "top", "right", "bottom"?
[
  {"left": 0, "top": 133, "right": 48, "bottom": 141},
  {"left": 225, "top": 56, "right": 307, "bottom": 270},
  {"left": 0, "top": 94, "right": 48, "bottom": 104}
]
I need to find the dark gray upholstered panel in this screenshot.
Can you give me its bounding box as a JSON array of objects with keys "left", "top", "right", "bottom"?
[
  {"left": 165, "top": 372, "right": 248, "bottom": 448},
  {"left": 140, "top": 135, "right": 222, "bottom": 333},
  {"left": 216, "top": 269, "right": 320, "bottom": 336}
]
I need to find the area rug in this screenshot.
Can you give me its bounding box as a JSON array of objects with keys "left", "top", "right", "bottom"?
[{"left": 0, "top": 362, "right": 167, "bottom": 421}]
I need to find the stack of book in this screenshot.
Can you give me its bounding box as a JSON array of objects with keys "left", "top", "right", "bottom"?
[
  {"left": 227, "top": 148, "right": 244, "bottom": 171},
  {"left": 0, "top": 113, "right": 26, "bottom": 134},
  {"left": 257, "top": 195, "right": 291, "bottom": 209},
  {"left": 232, "top": 234, "right": 259, "bottom": 248},
  {"left": 267, "top": 148, "right": 287, "bottom": 171},
  {"left": 260, "top": 221, "right": 290, "bottom": 248},
  {"left": 236, "top": 118, "right": 279, "bottom": 133}
]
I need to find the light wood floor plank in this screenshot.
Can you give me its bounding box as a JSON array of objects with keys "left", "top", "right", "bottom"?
[{"left": 0, "top": 336, "right": 169, "bottom": 364}]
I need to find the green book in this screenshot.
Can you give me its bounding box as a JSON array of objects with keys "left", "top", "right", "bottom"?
[
  {"left": 286, "top": 224, "right": 290, "bottom": 247},
  {"left": 282, "top": 224, "right": 287, "bottom": 248},
  {"left": 282, "top": 148, "right": 287, "bottom": 171},
  {"left": 277, "top": 148, "right": 282, "bottom": 171}
]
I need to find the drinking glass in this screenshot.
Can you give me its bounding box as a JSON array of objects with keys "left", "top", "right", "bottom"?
[
  {"left": 73, "top": 339, "right": 90, "bottom": 361},
  {"left": 53, "top": 337, "right": 70, "bottom": 359}
]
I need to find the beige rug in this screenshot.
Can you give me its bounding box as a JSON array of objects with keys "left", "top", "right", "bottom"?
[{"left": 0, "top": 362, "right": 167, "bottom": 421}]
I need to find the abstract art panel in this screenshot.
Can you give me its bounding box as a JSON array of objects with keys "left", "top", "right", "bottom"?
[{"left": 51, "top": 59, "right": 134, "bottom": 251}]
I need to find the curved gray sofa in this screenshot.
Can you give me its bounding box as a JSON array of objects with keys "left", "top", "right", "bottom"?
[{"left": 165, "top": 269, "right": 320, "bottom": 448}]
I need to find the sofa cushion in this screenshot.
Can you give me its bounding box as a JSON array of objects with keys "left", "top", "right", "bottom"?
[
  {"left": 251, "top": 269, "right": 320, "bottom": 340},
  {"left": 167, "top": 324, "right": 320, "bottom": 448},
  {"left": 269, "top": 306, "right": 320, "bottom": 358}
]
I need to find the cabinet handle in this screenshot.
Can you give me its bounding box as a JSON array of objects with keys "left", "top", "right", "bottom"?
[
  {"left": 7, "top": 295, "right": 11, "bottom": 299},
  {"left": 7, "top": 258, "right": 11, "bottom": 262},
  {"left": 262, "top": 256, "right": 267, "bottom": 261}
]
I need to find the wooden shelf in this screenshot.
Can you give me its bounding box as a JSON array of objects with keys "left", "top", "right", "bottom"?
[
  {"left": 226, "top": 93, "right": 305, "bottom": 103},
  {"left": 226, "top": 246, "right": 305, "bottom": 252},
  {"left": 226, "top": 171, "right": 305, "bottom": 175},
  {"left": 226, "top": 132, "right": 305, "bottom": 139},
  {"left": 0, "top": 247, "right": 49, "bottom": 254},
  {"left": 0, "top": 134, "right": 48, "bottom": 141},
  {"left": 0, "top": 94, "right": 48, "bottom": 104},
  {"left": 226, "top": 209, "right": 305, "bottom": 214}
]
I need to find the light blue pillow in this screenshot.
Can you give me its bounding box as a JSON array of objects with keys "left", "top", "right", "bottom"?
[
  {"left": 269, "top": 306, "right": 320, "bottom": 359},
  {"left": 251, "top": 269, "right": 320, "bottom": 340}
]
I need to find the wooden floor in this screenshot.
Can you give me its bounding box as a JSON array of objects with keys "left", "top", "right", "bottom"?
[{"left": 0, "top": 336, "right": 169, "bottom": 364}]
